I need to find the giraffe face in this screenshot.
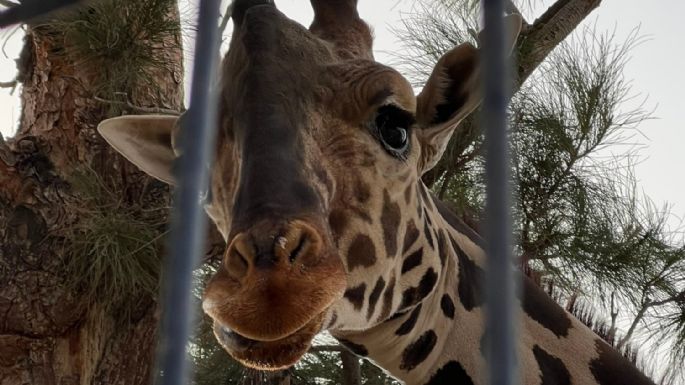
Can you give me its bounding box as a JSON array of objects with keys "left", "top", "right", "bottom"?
[
  {"left": 200, "top": 5, "right": 427, "bottom": 369},
  {"left": 97, "top": 1, "right": 520, "bottom": 371}
]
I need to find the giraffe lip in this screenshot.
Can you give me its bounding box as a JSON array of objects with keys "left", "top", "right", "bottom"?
[
  {"left": 214, "top": 316, "right": 318, "bottom": 347},
  {"left": 212, "top": 313, "right": 325, "bottom": 370},
  {"left": 216, "top": 325, "right": 257, "bottom": 352}
]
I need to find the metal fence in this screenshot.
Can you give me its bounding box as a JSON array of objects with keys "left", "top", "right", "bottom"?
[
  {"left": 481, "top": 0, "right": 518, "bottom": 383},
  {"left": 0, "top": 0, "right": 518, "bottom": 384}
]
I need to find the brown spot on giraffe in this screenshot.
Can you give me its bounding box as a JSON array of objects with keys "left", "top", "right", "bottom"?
[
  {"left": 328, "top": 208, "right": 348, "bottom": 239},
  {"left": 402, "top": 248, "right": 424, "bottom": 274},
  {"left": 452, "top": 238, "right": 485, "bottom": 311},
  {"left": 403, "top": 219, "right": 420, "bottom": 253},
  {"left": 400, "top": 268, "right": 438, "bottom": 311},
  {"left": 366, "top": 277, "right": 386, "bottom": 320},
  {"left": 423, "top": 220, "right": 435, "bottom": 249},
  {"left": 400, "top": 330, "right": 438, "bottom": 371},
  {"left": 436, "top": 229, "right": 448, "bottom": 266},
  {"left": 380, "top": 190, "right": 402, "bottom": 258},
  {"left": 440, "top": 294, "right": 455, "bottom": 319},
  {"left": 378, "top": 274, "right": 396, "bottom": 321},
  {"left": 533, "top": 345, "right": 571, "bottom": 385},
  {"left": 344, "top": 283, "right": 366, "bottom": 311},
  {"left": 395, "top": 304, "right": 422, "bottom": 336},
  {"left": 347, "top": 233, "right": 377, "bottom": 270},
  {"left": 590, "top": 339, "right": 655, "bottom": 385},
  {"left": 521, "top": 274, "right": 572, "bottom": 337},
  {"left": 426, "top": 361, "right": 474, "bottom": 385}
]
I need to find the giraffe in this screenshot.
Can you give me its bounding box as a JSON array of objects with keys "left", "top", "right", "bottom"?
[{"left": 96, "top": 1, "right": 656, "bottom": 384}]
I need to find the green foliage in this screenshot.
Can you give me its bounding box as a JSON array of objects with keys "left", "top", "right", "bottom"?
[
  {"left": 291, "top": 351, "right": 345, "bottom": 385},
  {"left": 291, "top": 351, "right": 400, "bottom": 385},
  {"left": 511, "top": 27, "right": 649, "bottom": 266},
  {"left": 359, "top": 360, "right": 401, "bottom": 385},
  {"left": 62, "top": 167, "right": 167, "bottom": 321},
  {"left": 37, "top": 0, "right": 180, "bottom": 108}
]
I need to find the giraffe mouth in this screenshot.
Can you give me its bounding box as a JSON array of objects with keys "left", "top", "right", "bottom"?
[{"left": 212, "top": 312, "right": 325, "bottom": 370}]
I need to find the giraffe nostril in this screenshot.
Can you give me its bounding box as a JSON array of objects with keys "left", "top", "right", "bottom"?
[
  {"left": 288, "top": 236, "right": 307, "bottom": 263},
  {"left": 229, "top": 250, "right": 249, "bottom": 278},
  {"left": 275, "top": 221, "right": 324, "bottom": 267},
  {"left": 226, "top": 249, "right": 249, "bottom": 280},
  {"left": 226, "top": 221, "right": 327, "bottom": 278},
  {"left": 225, "top": 233, "right": 252, "bottom": 280}
]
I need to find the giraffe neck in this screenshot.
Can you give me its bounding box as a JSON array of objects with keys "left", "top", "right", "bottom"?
[{"left": 333, "top": 187, "right": 655, "bottom": 385}]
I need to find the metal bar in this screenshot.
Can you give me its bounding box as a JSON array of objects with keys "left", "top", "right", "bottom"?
[
  {"left": 154, "top": 0, "right": 221, "bottom": 384},
  {"left": 0, "top": 0, "right": 82, "bottom": 28},
  {"left": 481, "top": 0, "right": 519, "bottom": 385}
]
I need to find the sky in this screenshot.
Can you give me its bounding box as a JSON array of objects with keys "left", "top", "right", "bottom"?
[{"left": 589, "top": 0, "right": 685, "bottom": 231}]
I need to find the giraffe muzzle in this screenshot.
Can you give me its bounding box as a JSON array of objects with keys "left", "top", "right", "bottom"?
[{"left": 202, "top": 219, "right": 347, "bottom": 368}]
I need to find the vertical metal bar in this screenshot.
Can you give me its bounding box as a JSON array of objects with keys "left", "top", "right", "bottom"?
[
  {"left": 481, "top": 0, "right": 519, "bottom": 385},
  {"left": 155, "top": 0, "right": 221, "bottom": 384},
  {"left": 0, "top": 0, "right": 82, "bottom": 28}
]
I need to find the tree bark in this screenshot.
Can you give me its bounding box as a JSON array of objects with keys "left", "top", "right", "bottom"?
[
  {"left": 516, "top": 0, "right": 602, "bottom": 87},
  {"left": 0, "top": 2, "right": 186, "bottom": 384},
  {"left": 340, "top": 350, "right": 361, "bottom": 385}
]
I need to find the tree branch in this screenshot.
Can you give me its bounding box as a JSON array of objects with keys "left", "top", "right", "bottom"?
[
  {"left": 219, "top": 2, "right": 233, "bottom": 36},
  {"left": 516, "top": 0, "right": 602, "bottom": 87},
  {"left": 341, "top": 349, "right": 362, "bottom": 385},
  {"left": 617, "top": 294, "right": 682, "bottom": 349},
  {"left": 0, "top": 79, "right": 16, "bottom": 89},
  {"left": 608, "top": 291, "right": 618, "bottom": 343}
]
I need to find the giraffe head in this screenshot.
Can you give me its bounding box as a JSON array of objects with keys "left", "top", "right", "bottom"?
[{"left": 98, "top": 0, "right": 522, "bottom": 371}]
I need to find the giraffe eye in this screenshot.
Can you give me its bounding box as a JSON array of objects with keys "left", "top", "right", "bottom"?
[{"left": 374, "top": 105, "right": 413, "bottom": 158}]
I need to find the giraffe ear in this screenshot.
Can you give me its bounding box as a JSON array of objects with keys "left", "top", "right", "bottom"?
[
  {"left": 415, "top": 14, "right": 522, "bottom": 174},
  {"left": 97, "top": 115, "right": 180, "bottom": 185}
]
